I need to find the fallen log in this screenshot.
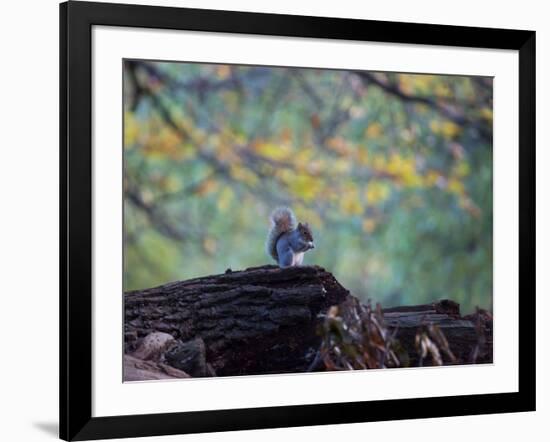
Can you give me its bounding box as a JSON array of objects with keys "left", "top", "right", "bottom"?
[
  {"left": 124, "top": 265, "right": 492, "bottom": 378},
  {"left": 382, "top": 301, "right": 492, "bottom": 365},
  {"left": 125, "top": 265, "right": 349, "bottom": 376}
]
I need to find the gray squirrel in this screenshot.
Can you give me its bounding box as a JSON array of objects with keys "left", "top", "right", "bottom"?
[{"left": 266, "top": 207, "right": 315, "bottom": 268}]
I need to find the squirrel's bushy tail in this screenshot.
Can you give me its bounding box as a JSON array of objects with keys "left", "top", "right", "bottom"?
[{"left": 266, "top": 207, "right": 296, "bottom": 262}]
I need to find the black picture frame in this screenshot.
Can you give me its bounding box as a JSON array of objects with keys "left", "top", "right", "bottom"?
[{"left": 60, "top": 1, "right": 536, "bottom": 440}]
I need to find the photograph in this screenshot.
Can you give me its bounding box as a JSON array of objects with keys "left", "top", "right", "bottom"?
[
  {"left": 53, "top": 1, "right": 537, "bottom": 439},
  {"left": 122, "top": 59, "right": 494, "bottom": 381}
]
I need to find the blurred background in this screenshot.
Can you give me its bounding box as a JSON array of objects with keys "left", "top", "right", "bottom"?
[{"left": 123, "top": 60, "right": 493, "bottom": 313}]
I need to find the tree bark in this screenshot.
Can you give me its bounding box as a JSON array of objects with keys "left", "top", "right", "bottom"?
[
  {"left": 125, "top": 265, "right": 492, "bottom": 377},
  {"left": 383, "top": 301, "right": 492, "bottom": 365},
  {"left": 125, "top": 265, "right": 349, "bottom": 376}
]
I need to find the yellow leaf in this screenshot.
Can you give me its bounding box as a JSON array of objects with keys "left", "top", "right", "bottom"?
[
  {"left": 333, "top": 158, "right": 352, "bottom": 174},
  {"left": 480, "top": 107, "right": 493, "bottom": 122},
  {"left": 229, "top": 166, "right": 259, "bottom": 186},
  {"left": 294, "top": 207, "right": 323, "bottom": 228},
  {"left": 124, "top": 111, "right": 139, "bottom": 148},
  {"left": 447, "top": 178, "right": 465, "bottom": 195},
  {"left": 339, "top": 185, "right": 363, "bottom": 215},
  {"left": 372, "top": 154, "right": 387, "bottom": 171},
  {"left": 442, "top": 122, "right": 461, "bottom": 138},
  {"left": 365, "top": 181, "right": 390, "bottom": 204},
  {"left": 435, "top": 83, "right": 452, "bottom": 98},
  {"left": 217, "top": 187, "right": 234, "bottom": 212},
  {"left": 430, "top": 120, "right": 461, "bottom": 139},
  {"left": 453, "top": 161, "right": 470, "bottom": 178},
  {"left": 254, "top": 142, "right": 291, "bottom": 161},
  {"left": 288, "top": 174, "right": 322, "bottom": 202},
  {"left": 357, "top": 148, "right": 369, "bottom": 165},
  {"left": 387, "top": 154, "right": 415, "bottom": 177}
]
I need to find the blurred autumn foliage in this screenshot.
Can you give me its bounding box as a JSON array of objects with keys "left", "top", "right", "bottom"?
[{"left": 123, "top": 60, "right": 493, "bottom": 313}]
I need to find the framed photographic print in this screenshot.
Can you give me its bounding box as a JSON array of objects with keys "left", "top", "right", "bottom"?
[{"left": 60, "top": 1, "right": 536, "bottom": 440}]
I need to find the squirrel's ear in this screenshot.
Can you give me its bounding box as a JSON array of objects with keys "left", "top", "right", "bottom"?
[{"left": 297, "top": 222, "right": 302, "bottom": 228}]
